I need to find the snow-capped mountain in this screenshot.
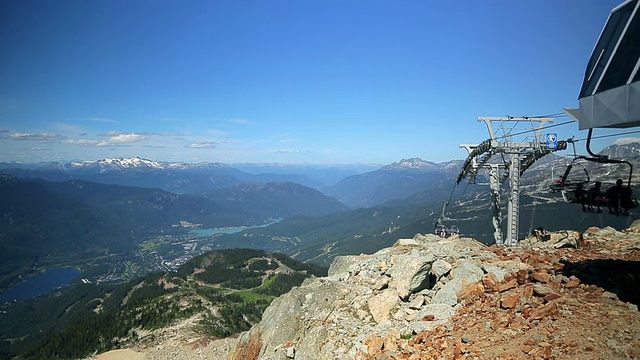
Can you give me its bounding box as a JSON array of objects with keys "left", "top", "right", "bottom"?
[
  {"left": 324, "top": 158, "right": 464, "bottom": 208},
  {"left": 65, "top": 157, "right": 232, "bottom": 173},
  {"left": 380, "top": 158, "right": 441, "bottom": 172},
  {"left": 67, "top": 157, "right": 163, "bottom": 172},
  {"left": 599, "top": 142, "right": 640, "bottom": 160}
]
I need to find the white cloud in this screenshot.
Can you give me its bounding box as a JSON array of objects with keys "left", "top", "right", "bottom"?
[
  {"left": 140, "top": 131, "right": 182, "bottom": 137},
  {"left": 613, "top": 137, "right": 640, "bottom": 145},
  {"left": 7, "top": 132, "right": 63, "bottom": 143},
  {"left": 62, "top": 133, "right": 143, "bottom": 147},
  {"left": 109, "top": 133, "right": 143, "bottom": 143},
  {"left": 63, "top": 139, "right": 110, "bottom": 147},
  {"left": 99, "top": 131, "right": 125, "bottom": 137},
  {"left": 185, "top": 141, "right": 219, "bottom": 149}
]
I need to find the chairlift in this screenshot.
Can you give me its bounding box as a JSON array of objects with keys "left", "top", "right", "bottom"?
[
  {"left": 434, "top": 201, "right": 460, "bottom": 238},
  {"left": 549, "top": 163, "right": 589, "bottom": 195},
  {"left": 558, "top": 130, "right": 637, "bottom": 214}
]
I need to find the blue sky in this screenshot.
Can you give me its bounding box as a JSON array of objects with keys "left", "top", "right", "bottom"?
[{"left": 0, "top": 0, "right": 630, "bottom": 164}]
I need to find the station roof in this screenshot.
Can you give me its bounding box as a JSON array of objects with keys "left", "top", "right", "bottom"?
[{"left": 566, "top": 0, "right": 640, "bottom": 129}]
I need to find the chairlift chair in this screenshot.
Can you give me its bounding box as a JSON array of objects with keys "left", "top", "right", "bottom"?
[
  {"left": 561, "top": 0, "right": 640, "bottom": 213},
  {"left": 434, "top": 201, "right": 460, "bottom": 238},
  {"left": 549, "top": 162, "right": 589, "bottom": 196},
  {"left": 558, "top": 132, "right": 637, "bottom": 212}
]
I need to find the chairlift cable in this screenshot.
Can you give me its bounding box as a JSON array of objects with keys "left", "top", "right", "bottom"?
[
  {"left": 540, "top": 120, "right": 575, "bottom": 129},
  {"left": 446, "top": 182, "right": 457, "bottom": 206},
  {"left": 529, "top": 112, "right": 568, "bottom": 118},
  {"left": 572, "top": 129, "right": 640, "bottom": 142},
  {"left": 493, "top": 120, "right": 576, "bottom": 141},
  {"left": 493, "top": 120, "right": 638, "bottom": 144},
  {"left": 461, "top": 181, "right": 470, "bottom": 199},
  {"left": 453, "top": 181, "right": 471, "bottom": 209}
]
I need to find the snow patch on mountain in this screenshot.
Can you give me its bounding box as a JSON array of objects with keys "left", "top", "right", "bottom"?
[
  {"left": 66, "top": 157, "right": 230, "bottom": 172},
  {"left": 381, "top": 158, "right": 461, "bottom": 172}
]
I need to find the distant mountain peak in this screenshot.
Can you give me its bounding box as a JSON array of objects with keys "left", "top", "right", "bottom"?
[
  {"left": 382, "top": 158, "right": 438, "bottom": 171},
  {"left": 66, "top": 157, "right": 231, "bottom": 172},
  {"left": 599, "top": 142, "right": 640, "bottom": 159},
  {"left": 100, "top": 157, "right": 162, "bottom": 168},
  {"left": 68, "top": 157, "right": 162, "bottom": 170}
]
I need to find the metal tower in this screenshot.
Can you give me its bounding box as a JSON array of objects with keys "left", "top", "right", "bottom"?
[{"left": 457, "top": 117, "right": 565, "bottom": 246}]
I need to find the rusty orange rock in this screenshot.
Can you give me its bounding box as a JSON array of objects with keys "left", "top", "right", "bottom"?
[
  {"left": 531, "top": 271, "right": 551, "bottom": 283},
  {"left": 457, "top": 281, "right": 485, "bottom": 301},
  {"left": 516, "top": 269, "right": 529, "bottom": 284},
  {"left": 482, "top": 273, "right": 498, "bottom": 292},
  {"left": 383, "top": 335, "right": 398, "bottom": 353},
  {"left": 501, "top": 293, "right": 520, "bottom": 309},
  {"left": 363, "top": 335, "right": 385, "bottom": 357},
  {"left": 529, "top": 302, "right": 557, "bottom": 321},
  {"left": 565, "top": 279, "right": 581, "bottom": 288},
  {"left": 494, "top": 278, "right": 518, "bottom": 293}
]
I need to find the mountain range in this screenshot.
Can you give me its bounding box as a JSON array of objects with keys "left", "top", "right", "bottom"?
[
  {"left": 324, "top": 158, "right": 463, "bottom": 208},
  {"left": 202, "top": 182, "right": 348, "bottom": 219},
  {"left": 0, "top": 157, "right": 463, "bottom": 208},
  {"left": 2, "top": 143, "right": 640, "bottom": 358},
  {"left": 3, "top": 143, "right": 640, "bottom": 290},
  {"left": 0, "top": 157, "right": 360, "bottom": 192},
  {"left": 0, "top": 174, "right": 343, "bottom": 291}
]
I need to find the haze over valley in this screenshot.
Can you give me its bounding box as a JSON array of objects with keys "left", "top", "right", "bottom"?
[
  {"left": 3, "top": 143, "right": 640, "bottom": 291},
  {"left": 2, "top": 142, "right": 640, "bottom": 358},
  {"left": 2, "top": 1, "right": 638, "bottom": 358}
]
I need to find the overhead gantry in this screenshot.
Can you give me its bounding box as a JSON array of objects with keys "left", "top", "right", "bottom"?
[
  {"left": 457, "top": 117, "right": 566, "bottom": 246},
  {"left": 564, "top": 0, "right": 640, "bottom": 132}
]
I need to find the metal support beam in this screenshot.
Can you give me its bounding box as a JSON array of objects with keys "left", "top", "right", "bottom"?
[
  {"left": 478, "top": 116, "right": 553, "bottom": 144},
  {"left": 489, "top": 165, "right": 503, "bottom": 246},
  {"left": 507, "top": 153, "right": 520, "bottom": 246},
  {"left": 457, "top": 116, "right": 561, "bottom": 246}
]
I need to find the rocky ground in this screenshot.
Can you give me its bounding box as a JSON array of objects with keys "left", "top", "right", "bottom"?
[
  {"left": 380, "top": 227, "right": 640, "bottom": 360},
  {"left": 87, "top": 226, "right": 640, "bottom": 360}
]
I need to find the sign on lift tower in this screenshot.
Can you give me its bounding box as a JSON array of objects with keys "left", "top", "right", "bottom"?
[{"left": 457, "top": 116, "right": 566, "bottom": 246}]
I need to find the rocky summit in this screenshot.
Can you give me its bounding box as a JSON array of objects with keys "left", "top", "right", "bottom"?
[{"left": 90, "top": 227, "right": 640, "bottom": 360}]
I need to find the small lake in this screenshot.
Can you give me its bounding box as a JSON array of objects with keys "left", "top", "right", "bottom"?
[
  {"left": 0, "top": 267, "right": 81, "bottom": 303},
  {"left": 190, "top": 219, "right": 282, "bottom": 237}
]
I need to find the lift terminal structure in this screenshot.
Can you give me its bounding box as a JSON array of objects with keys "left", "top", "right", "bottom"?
[{"left": 457, "top": 116, "right": 566, "bottom": 246}]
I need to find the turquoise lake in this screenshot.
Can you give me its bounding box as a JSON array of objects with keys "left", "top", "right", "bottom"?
[{"left": 189, "top": 219, "right": 282, "bottom": 237}]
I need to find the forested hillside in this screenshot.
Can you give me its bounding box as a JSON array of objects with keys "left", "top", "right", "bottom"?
[
  {"left": 0, "top": 249, "right": 326, "bottom": 360},
  {"left": 202, "top": 181, "right": 348, "bottom": 218}
]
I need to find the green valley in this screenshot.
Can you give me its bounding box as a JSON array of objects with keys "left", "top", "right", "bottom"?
[{"left": 0, "top": 249, "right": 326, "bottom": 359}]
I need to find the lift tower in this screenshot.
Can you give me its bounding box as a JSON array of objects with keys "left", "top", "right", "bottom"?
[{"left": 457, "top": 117, "right": 565, "bottom": 246}]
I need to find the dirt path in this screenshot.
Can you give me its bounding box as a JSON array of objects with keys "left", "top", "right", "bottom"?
[{"left": 88, "top": 349, "right": 144, "bottom": 360}]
